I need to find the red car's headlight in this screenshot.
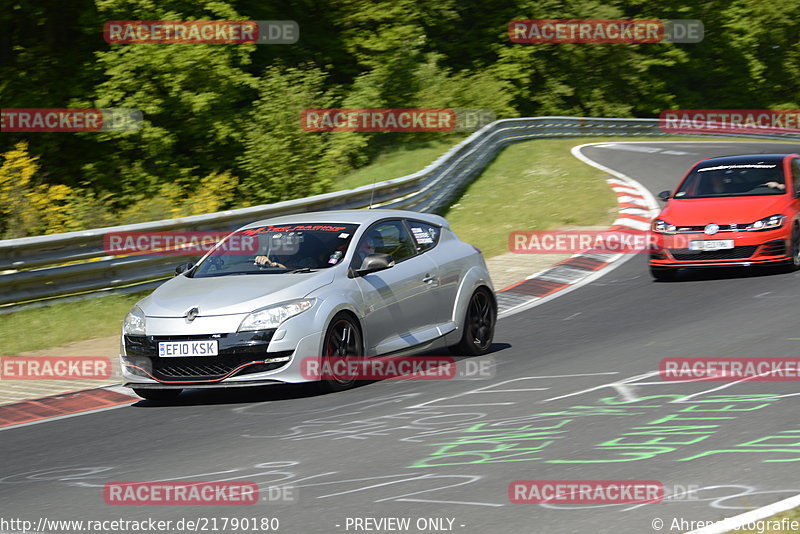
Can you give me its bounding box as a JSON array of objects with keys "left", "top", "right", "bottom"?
[
  {"left": 652, "top": 219, "right": 677, "bottom": 234},
  {"left": 745, "top": 215, "right": 785, "bottom": 231}
]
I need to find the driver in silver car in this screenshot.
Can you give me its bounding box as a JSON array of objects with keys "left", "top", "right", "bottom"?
[{"left": 254, "top": 232, "right": 347, "bottom": 269}]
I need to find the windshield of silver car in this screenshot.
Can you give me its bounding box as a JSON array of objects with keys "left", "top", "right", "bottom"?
[{"left": 190, "top": 223, "right": 359, "bottom": 277}]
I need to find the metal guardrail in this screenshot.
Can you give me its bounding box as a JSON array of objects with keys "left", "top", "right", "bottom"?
[{"left": 2, "top": 116, "right": 798, "bottom": 311}]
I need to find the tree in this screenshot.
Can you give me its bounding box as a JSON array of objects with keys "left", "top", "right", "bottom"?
[
  {"left": 80, "top": 0, "right": 257, "bottom": 203},
  {"left": 238, "top": 65, "right": 336, "bottom": 203}
]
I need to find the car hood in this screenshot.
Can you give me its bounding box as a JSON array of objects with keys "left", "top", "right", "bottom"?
[
  {"left": 138, "top": 270, "right": 336, "bottom": 317},
  {"left": 660, "top": 196, "right": 788, "bottom": 225}
]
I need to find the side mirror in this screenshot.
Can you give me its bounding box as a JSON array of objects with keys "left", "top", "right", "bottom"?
[
  {"left": 356, "top": 253, "right": 394, "bottom": 276},
  {"left": 175, "top": 262, "right": 195, "bottom": 276},
  {"left": 658, "top": 190, "right": 671, "bottom": 202}
]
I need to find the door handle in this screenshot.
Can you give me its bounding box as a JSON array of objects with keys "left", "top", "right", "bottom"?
[{"left": 422, "top": 274, "right": 438, "bottom": 284}]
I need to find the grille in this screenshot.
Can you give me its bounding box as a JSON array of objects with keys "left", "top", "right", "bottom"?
[
  {"left": 124, "top": 331, "right": 292, "bottom": 381},
  {"left": 153, "top": 353, "right": 293, "bottom": 380},
  {"left": 673, "top": 224, "right": 742, "bottom": 233},
  {"left": 670, "top": 246, "right": 758, "bottom": 261},
  {"left": 759, "top": 240, "right": 786, "bottom": 256},
  {"left": 155, "top": 357, "right": 242, "bottom": 379}
]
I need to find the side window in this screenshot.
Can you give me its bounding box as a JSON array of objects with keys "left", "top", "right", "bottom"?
[
  {"left": 354, "top": 220, "right": 417, "bottom": 266},
  {"left": 793, "top": 159, "right": 800, "bottom": 197},
  {"left": 407, "top": 220, "right": 440, "bottom": 253}
]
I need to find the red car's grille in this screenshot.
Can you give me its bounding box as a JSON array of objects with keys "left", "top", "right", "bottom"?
[
  {"left": 759, "top": 239, "right": 786, "bottom": 256},
  {"left": 672, "top": 224, "right": 743, "bottom": 233},
  {"left": 669, "top": 245, "right": 759, "bottom": 261}
]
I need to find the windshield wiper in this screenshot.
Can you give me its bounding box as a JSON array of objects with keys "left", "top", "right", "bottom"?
[
  {"left": 288, "top": 267, "right": 316, "bottom": 273},
  {"left": 198, "top": 271, "right": 270, "bottom": 277}
]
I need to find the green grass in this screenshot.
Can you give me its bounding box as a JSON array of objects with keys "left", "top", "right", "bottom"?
[
  {"left": 0, "top": 292, "right": 149, "bottom": 355},
  {"left": 736, "top": 506, "right": 800, "bottom": 533},
  {"left": 333, "top": 137, "right": 463, "bottom": 191},
  {"left": 1, "top": 134, "right": 781, "bottom": 353},
  {"left": 442, "top": 137, "right": 617, "bottom": 257}
]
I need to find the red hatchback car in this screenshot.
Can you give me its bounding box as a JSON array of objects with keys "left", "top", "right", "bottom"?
[{"left": 650, "top": 153, "right": 800, "bottom": 281}]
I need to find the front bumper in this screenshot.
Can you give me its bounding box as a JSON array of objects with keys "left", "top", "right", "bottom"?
[
  {"left": 121, "top": 327, "right": 325, "bottom": 388},
  {"left": 649, "top": 229, "right": 791, "bottom": 268}
]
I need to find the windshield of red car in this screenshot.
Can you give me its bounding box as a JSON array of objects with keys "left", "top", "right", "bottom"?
[{"left": 674, "top": 163, "right": 786, "bottom": 198}]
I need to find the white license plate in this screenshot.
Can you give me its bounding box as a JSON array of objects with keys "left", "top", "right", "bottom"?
[
  {"left": 689, "top": 239, "right": 734, "bottom": 251},
  {"left": 158, "top": 340, "right": 218, "bottom": 357}
]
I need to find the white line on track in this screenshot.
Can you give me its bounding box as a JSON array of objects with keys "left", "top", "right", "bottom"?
[
  {"left": 541, "top": 371, "right": 661, "bottom": 402},
  {"left": 685, "top": 493, "right": 800, "bottom": 534}
]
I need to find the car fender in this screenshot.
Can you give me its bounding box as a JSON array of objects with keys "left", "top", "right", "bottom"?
[
  {"left": 450, "top": 265, "right": 495, "bottom": 337},
  {"left": 308, "top": 291, "right": 364, "bottom": 355}
]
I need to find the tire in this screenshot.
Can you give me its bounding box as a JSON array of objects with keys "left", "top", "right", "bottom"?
[
  {"left": 650, "top": 266, "right": 677, "bottom": 282},
  {"left": 318, "top": 313, "right": 363, "bottom": 392},
  {"left": 451, "top": 287, "right": 496, "bottom": 356},
  {"left": 132, "top": 388, "right": 182, "bottom": 402},
  {"left": 788, "top": 224, "right": 800, "bottom": 271}
]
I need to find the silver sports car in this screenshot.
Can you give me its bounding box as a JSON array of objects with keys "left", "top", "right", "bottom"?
[{"left": 120, "top": 209, "right": 496, "bottom": 400}]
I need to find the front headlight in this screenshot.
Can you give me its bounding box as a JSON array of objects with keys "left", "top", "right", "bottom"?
[
  {"left": 123, "top": 306, "right": 146, "bottom": 336},
  {"left": 746, "top": 215, "right": 784, "bottom": 231},
  {"left": 652, "top": 219, "right": 677, "bottom": 234},
  {"left": 238, "top": 299, "right": 315, "bottom": 332}
]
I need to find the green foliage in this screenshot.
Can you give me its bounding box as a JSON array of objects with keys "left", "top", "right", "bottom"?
[
  {"left": 238, "top": 65, "right": 336, "bottom": 203},
  {"left": 1, "top": 0, "right": 797, "bottom": 237},
  {"left": 83, "top": 0, "right": 257, "bottom": 200},
  {"left": 0, "top": 142, "right": 75, "bottom": 238}
]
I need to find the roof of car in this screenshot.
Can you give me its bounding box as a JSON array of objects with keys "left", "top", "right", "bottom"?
[
  {"left": 241, "top": 209, "right": 449, "bottom": 230},
  {"left": 694, "top": 153, "right": 794, "bottom": 169}
]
